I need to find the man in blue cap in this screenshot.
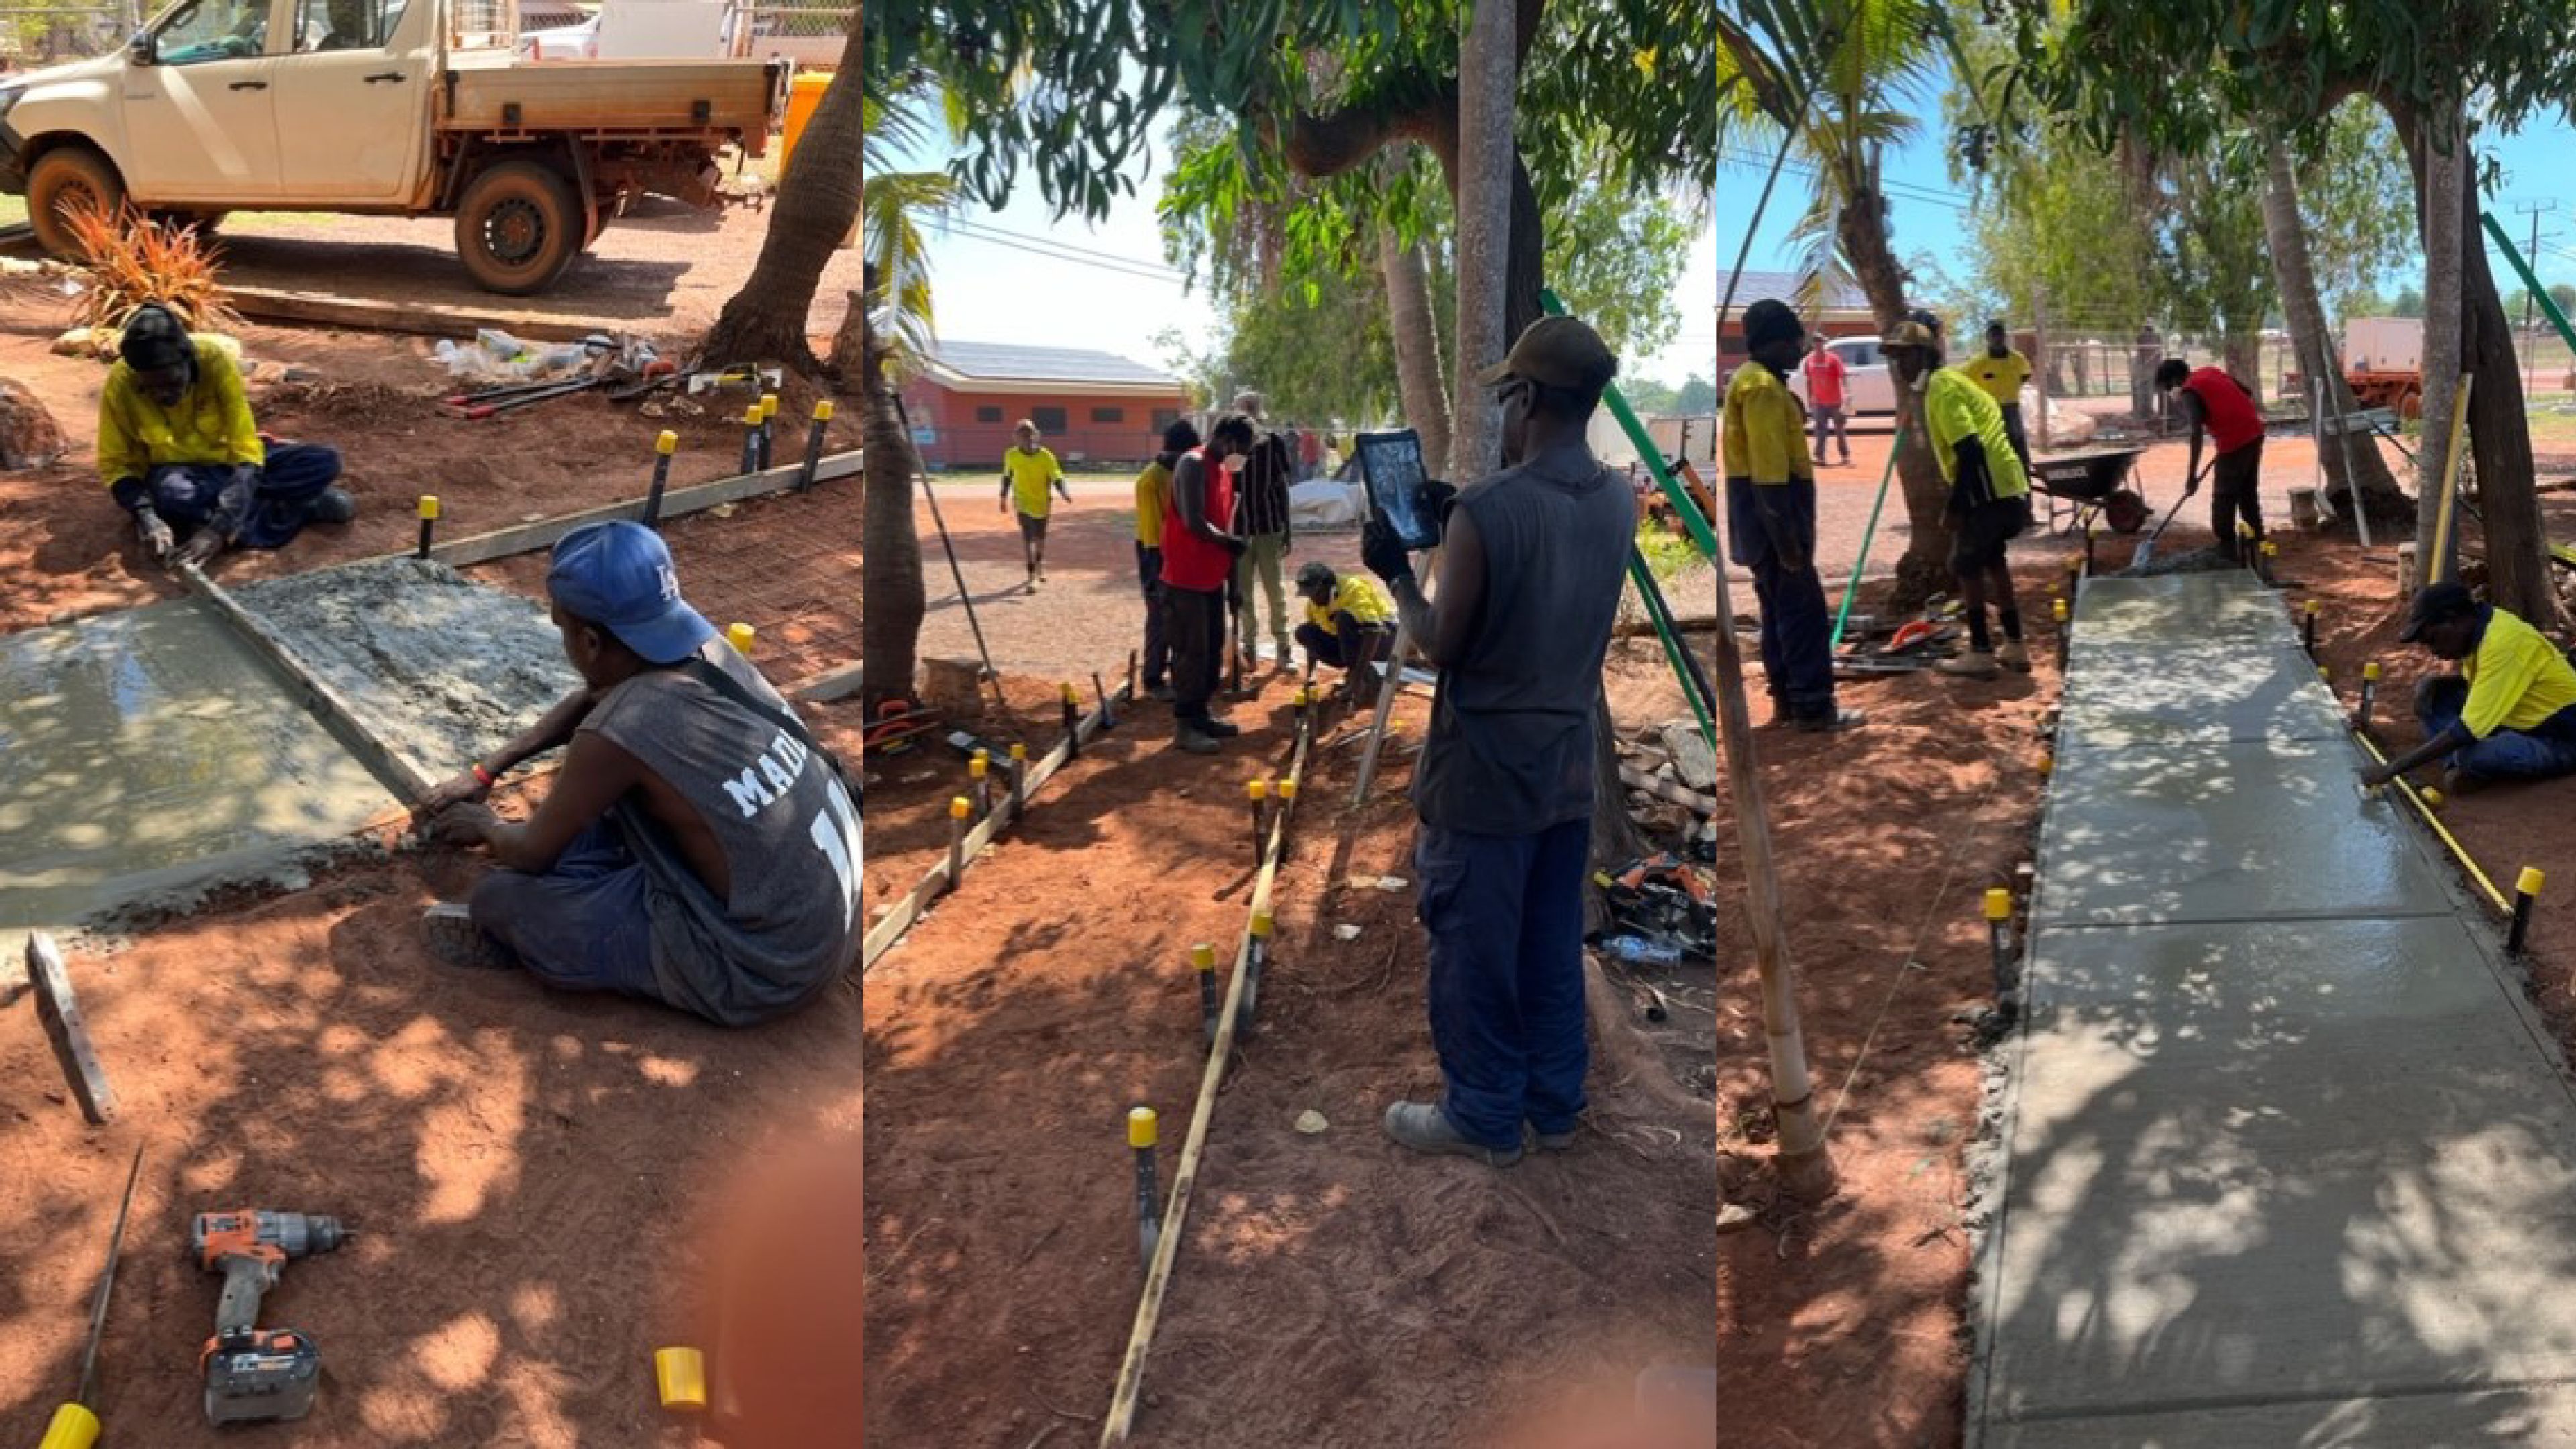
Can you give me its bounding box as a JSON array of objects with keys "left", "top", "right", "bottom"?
[{"left": 415, "top": 521, "right": 861, "bottom": 1026}]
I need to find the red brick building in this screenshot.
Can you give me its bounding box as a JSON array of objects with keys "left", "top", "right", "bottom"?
[
  {"left": 1716, "top": 270, "right": 1878, "bottom": 363},
  {"left": 900, "top": 341, "right": 1193, "bottom": 470}
]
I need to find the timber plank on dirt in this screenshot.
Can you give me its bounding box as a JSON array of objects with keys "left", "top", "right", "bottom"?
[{"left": 28, "top": 931, "right": 114, "bottom": 1124}]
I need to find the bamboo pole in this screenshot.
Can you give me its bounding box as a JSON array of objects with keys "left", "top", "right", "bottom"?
[{"left": 2425, "top": 373, "right": 2475, "bottom": 588}]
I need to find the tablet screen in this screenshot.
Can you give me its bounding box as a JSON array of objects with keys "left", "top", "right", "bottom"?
[{"left": 1356, "top": 429, "right": 1440, "bottom": 551}]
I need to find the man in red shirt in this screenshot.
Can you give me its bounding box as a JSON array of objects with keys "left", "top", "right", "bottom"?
[
  {"left": 1801, "top": 336, "right": 1852, "bottom": 466},
  {"left": 1160, "top": 413, "right": 1254, "bottom": 753},
  {"left": 2155, "top": 358, "right": 2267, "bottom": 565}
]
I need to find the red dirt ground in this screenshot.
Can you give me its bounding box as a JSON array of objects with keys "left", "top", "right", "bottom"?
[
  {"left": 861, "top": 669, "right": 1717, "bottom": 1448},
  {"left": 0, "top": 845, "right": 863, "bottom": 1448}
]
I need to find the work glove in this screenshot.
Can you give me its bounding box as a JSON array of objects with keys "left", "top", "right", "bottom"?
[
  {"left": 133, "top": 506, "right": 174, "bottom": 563},
  {"left": 1949, "top": 437, "right": 1996, "bottom": 515},
  {"left": 1424, "top": 478, "right": 1460, "bottom": 526},
  {"left": 1360, "top": 514, "right": 1413, "bottom": 584}
]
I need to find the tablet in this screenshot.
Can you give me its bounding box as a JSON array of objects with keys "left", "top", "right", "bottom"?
[{"left": 1356, "top": 428, "right": 1441, "bottom": 551}]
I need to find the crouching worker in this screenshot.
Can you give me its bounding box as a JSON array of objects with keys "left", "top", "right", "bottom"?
[
  {"left": 2363, "top": 581, "right": 2576, "bottom": 795},
  {"left": 1293, "top": 561, "right": 1395, "bottom": 703},
  {"left": 417, "top": 521, "right": 863, "bottom": 1026},
  {"left": 102, "top": 303, "right": 352, "bottom": 568}
]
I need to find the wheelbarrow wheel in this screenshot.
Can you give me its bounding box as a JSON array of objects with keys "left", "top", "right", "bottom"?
[{"left": 2104, "top": 489, "right": 2149, "bottom": 534}]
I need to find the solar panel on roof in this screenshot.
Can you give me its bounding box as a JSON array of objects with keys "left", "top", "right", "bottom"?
[{"left": 930, "top": 341, "right": 1183, "bottom": 386}]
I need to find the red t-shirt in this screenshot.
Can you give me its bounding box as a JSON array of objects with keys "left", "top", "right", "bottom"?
[
  {"left": 1159, "top": 447, "right": 1237, "bottom": 592},
  {"left": 2183, "top": 368, "right": 2263, "bottom": 453},
  {"left": 1803, "top": 349, "right": 1847, "bottom": 408}
]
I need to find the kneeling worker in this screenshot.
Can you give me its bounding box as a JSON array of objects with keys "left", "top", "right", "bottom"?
[
  {"left": 1882, "top": 317, "right": 2033, "bottom": 677},
  {"left": 419, "top": 521, "right": 863, "bottom": 1026},
  {"left": 2363, "top": 581, "right": 2576, "bottom": 794},
  {"left": 1293, "top": 560, "right": 1395, "bottom": 702},
  {"left": 101, "top": 303, "right": 354, "bottom": 568}
]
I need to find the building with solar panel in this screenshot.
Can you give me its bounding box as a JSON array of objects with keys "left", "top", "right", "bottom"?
[{"left": 898, "top": 340, "right": 1196, "bottom": 469}]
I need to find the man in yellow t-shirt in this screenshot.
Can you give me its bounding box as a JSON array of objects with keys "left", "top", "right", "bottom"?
[
  {"left": 1133, "top": 419, "right": 1196, "bottom": 699},
  {"left": 1885, "top": 317, "right": 2033, "bottom": 680},
  {"left": 998, "top": 419, "right": 1073, "bottom": 590},
  {"left": 1967, "top": 321, "right": 2035, "bottom": 476},
  {"left": 1726, "top": 299, "right": 1858, "bottom": 732},
  {"left": 2365, "top": 582, "right": 2576, "bottom": 792},
  {"left": 1292, "top": 560, "right": 1393, "bottom": 703}
]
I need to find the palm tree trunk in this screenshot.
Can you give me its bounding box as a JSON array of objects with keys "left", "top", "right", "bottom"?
[
  {"left": 1380, "top": 226, "right": 1453, "bottom": 468},
  {"left": 2412, "top": 109, "right": 2466, "bottom": 579},
  {"left": 2259, "top": 138, "right": 2409, "bottom": 527},
  {"left": 702, "top": 20, "right": 863, "bottom": 373},
  {"left": 1449, "top": 0, "right": 1513, "bottom": 482},
  {"left": 1837, "top": 162, "right": 1949, "bottom": 606},
  {"left": 859, "top": 273, "right": 927, "bottom": 712}
]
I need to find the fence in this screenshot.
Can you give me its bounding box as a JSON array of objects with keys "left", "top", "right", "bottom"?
[
  {"left": 0, "top": 1, "right": 138, "bottom": 64},
  {"left": 729, "top": 1, "right": 845, "bottom": 65}
]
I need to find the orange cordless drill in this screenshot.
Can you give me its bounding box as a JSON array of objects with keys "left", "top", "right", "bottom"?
[{"left": 191, "top": 1208, "right": 354, "bottom": 1426}]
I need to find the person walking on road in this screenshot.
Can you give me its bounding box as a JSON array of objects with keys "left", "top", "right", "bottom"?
[
  {"left": 1968, "top": 320, "right": 2035, "bottom": 476},
  {"left": 1727, "top": 299, "right": 1861, "bottom": 731},
  {"left": 1801, "top": 335, "right": 1853, "bottom": 466},
  {"left": 2156, "top": 358, "right": 2267, "bottom": 566},
  {"left": 1359, "top": 315, "right": 1636, "bottom": 1168},
  {"left": 1133, "top": 419, "right": 1195, "bottom": 702},
  {"left": 1162, "top": 415, "right": 1254, "bottom": 754},
  {"left": 1228, "top": 390, "right": 1297, "bottom": 669},
  {"left": 1884, "top": 318, "right": 2035, "bottom": 679},
  {"left": 2363, "top": 582, "right": 2576, "bottom": 794},
  {"left": 999, "top": 419, "right": 1073, "bottom": 590}
]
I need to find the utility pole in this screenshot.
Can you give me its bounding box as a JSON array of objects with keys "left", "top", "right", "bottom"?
[
  {"left": 2514, "top": 199, "right": 2556, "bottom": 392},
  {"left": 2033, "top": 283, "right": 2051, "bottom": 453}
]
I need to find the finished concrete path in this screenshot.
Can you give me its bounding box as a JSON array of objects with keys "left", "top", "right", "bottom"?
[{"left": 1971, "top": 572, "right": 2576, "bottom": 1448}]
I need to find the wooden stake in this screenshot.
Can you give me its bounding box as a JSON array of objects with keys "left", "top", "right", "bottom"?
[{"left": 28, "top": 933, "right": 115, "bottom": 1124}]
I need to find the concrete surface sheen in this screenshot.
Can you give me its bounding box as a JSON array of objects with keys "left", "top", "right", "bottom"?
[
  {"left": 2058, "top": 636, "right": 2347, "bottom": 747},
  {"left": 0, "top": 599, "right": 396, "bottom": 936},
  {"left": 1976, "top": 572, "right": 2576, "bottom": 1448}
]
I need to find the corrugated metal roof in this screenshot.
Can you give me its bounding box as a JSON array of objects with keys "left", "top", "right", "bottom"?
[
  {"left": 1722, "top": 270, "right": 1872, "bottom": 313},
  {"left": 928, "top": 340, "right": 1182, "bottom": 388}
]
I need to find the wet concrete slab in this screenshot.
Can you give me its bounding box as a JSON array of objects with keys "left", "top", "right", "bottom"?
[
  {"left": 1983, "top": 918, "right": 2576, "bottom": 1432},
  {"left": 1983, "top": 1386, "right": 2576, "bottom": 1448},
  {"left": 2072, "top": 572, "right": 2292, "bottom": 646},
  {"left": 2057, "top": 636, "right": 2345, "bottom": 747},
  {"left": 0, "top": 598, "right": 398, "bottom": 940}
]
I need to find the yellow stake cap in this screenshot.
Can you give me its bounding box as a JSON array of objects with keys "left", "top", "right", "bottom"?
[
  {"left": 2038, "top": 751, "right": 2055, "bottom": 776},
  {"left": 653, "top": 1347, "right": 708, "bottom": 1412},
  {"left": 1248, "top": 778, "right": 1270, "bottom": 800},
  {"left": 1983, "top": 887, "right": 2012, "bottom": 922},
  {"left": 949, "top": 796, "right": 971, "bottom": 820},
  {"left": 1011, "top": 743, "right": 1028, "bottom": 761},
  {"left": 38, "top": 1403, "right": 101, "bottom": 1449},
  {"left": 2306, "top": 600, "right": 2319, "bottom": 616},
  {"left": 814, "top": 399, "right": 835, "bottom": 422},
  {"left": 2423, "top": 786, "right": 2445, "bottom": 809},
  {"left": 2052, "top": 597, "right": 2068, "bottom": 621},
  {"left": 759, "top": 393, "right": 780, "bottom": 419},
  {"left": 2520, "top": 866, "right": 2548, "bottom": 898},
  {"left": 2364, "top": 661, "right": 2383, "bottom": 681},
  {"left": 726, "top": 623, "right": 755, "bottom": 655},
  {"left": 1191, "top": 943, "right": 1215, "bottom": 971},
  {"left": 1062, "top": 682, "right": 1079, "bottom": 704},
  {"left": 1278, "top": 779, "right": 1298, "bottom": 802},
  {"left": 655, "top": 429, "right": 679, "bottom": 456},
  {"left": 2320, "top": 665, "right": 2332, "bottom": 682},
  {"left": 1250, "top": 910, "right": 1275, "bottom": 938},
  {"left": 1128, "top": 1106, "right": 1158, "bottom": 1148},
  {"left": 417, "top": 494, "right": 440, "bottom": 521},
  {"left": 969, "top": 751, "right": 989, "bottom": 778},
  {"left": 745, "top": 404, "right": 764, "bottom": 426}
]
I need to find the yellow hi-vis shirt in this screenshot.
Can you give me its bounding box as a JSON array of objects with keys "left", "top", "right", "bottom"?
[
  {"left": 1004, "top": 445, "right": 1065, "bottom": 517},
  {"left": 1925, "top": 368, "right": 2031, "bottom": 500},
  {"left": 1966, "top": 347, "right": 2032, "bottom": 408},
  {"left": 1722, "top": 362, "right": 1809, "bottom": 486},
  {"left": 97, "top": 337, "right": 263, "bottom": 487},
  {"left": 2461, "top": 607, "right": 2576, "bottom": 738},
  {"left": 1305, "top": 574, "right": 1392, "bottom": 635},
  {"left": 1134, "top": 458, "right": 1171, "bottom": 547}
]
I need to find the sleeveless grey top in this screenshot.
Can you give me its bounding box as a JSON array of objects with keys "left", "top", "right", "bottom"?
[
  {"left": 582, "top": 639, "right": 861, "bottom": 1025},
  {"left": 1412, "top": 440, "right": 1638, "bottom": 835}
]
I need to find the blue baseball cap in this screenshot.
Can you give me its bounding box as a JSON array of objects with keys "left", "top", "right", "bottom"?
[{"left": 546, "top": 521, "right": 715, "bottom": 664}]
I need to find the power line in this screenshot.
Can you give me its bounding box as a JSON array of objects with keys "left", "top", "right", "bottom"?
[
  {"left": 933, "top": 221, "right": 1188, "bottom": 286},
  {"left": 945, "top": 217, "right": 1190, "bottom": 280},
  {"left": 1716, "top": 148, "right": 1972, "bottom": 211}
]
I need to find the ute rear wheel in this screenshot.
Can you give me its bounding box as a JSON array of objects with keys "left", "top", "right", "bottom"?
[
  {"left": 25, "top": 146, "right": 125, "bottom": 259},
  {"left": 455, "top": 159, "right": 581, "bottom": 296}
]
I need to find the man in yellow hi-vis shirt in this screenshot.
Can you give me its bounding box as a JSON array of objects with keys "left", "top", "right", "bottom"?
[
  {"left": 1725, "top": 299, "right": 1858, "bottom": 732},
  {"left": 1884, "top": 317, "right": 2033, "bottom": 680},
  {"left": 998, "top": 419, "right": 1074, "bottom": 590},
  {"left": 1967, "top": 319, "right": 2035, "bottom": 476},
  {"left": 2365, "top": 582, "right": 2576, "bottom": 792},
  {"left": 1292, "top": 559, "right": 1394, "bottom": 704},
  {"left": 101, "top": 303, "right": 354, "bottom": 568},
  {"left": 1133, "top": 418, "right": 1196, "bottom": 699}
]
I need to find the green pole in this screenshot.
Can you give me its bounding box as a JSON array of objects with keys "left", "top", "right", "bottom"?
[
  {"left": 2483, "top": 211, "right": 2576, "bottom": 356},
  {"left": 1629, "top": 551, "right": 1717, "bottom": 746},
  {"left": 1539, "top": 288, "right": 1715, "bottom": 560},
  {"left": 1829, "top": 421, "right": 1905, "bottom": 651}
]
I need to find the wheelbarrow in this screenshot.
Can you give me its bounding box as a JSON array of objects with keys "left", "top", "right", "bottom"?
[{"left": 2028, "top": 447, "right": 2150, "bottom": 536}]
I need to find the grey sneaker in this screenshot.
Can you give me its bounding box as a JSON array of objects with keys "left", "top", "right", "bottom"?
[
  {"left": 1529, "top": 1124, "right": 1578, "bottom": 1152},
  {"left": 305, "top": 486, "right": 358, "bottom": 525},
  {"left": 1173, "top": 727, "right": 1222, "bottom": 755},
  {"left": 422, "top": 902, "right": 512, "bottom": 970},
  {"left": 1383, "top": 1102, "right": 1521, "bottom": 1167}
]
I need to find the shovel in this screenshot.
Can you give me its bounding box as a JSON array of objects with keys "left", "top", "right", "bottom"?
[{"left": 2129, "top": 464, "right": 2204, "bottom": 570}]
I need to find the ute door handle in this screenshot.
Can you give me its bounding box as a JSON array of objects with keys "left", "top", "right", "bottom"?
[
  {"left": 227, "top": 79, "right": 267, "bottom": 90},
  {"left": 364, "top": 70, "right": 404, "bottom": 82}
]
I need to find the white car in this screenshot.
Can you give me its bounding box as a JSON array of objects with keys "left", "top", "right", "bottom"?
[
  {"left": 516, "top": 15, "right": 599, "bottom": 60},
  {"left": 1786, "top": 334, "right": 1899, "bottom": 417}
]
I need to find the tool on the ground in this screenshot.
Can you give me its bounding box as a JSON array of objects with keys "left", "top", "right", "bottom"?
[
  {"left": 726, "top": 623, "right": 755, "bottom": 655},
  {"left": 1238, "top": 912, "right": 1273, "bottom": 1040},
  {"left": 757, "top": 393, "right": 780, "bottom": 471},
  {"left": 443, "top": 375, "right": 606, "bottom": 420},
  {"left": 442, "top": 376, "right": 582, "bottom": 407},
  {"left": 653, "top": 1346, "right": 708, "bottom": 1412},
  {"left": 945, "top": 796, "right": 969, "bottom": 894},
  {"left": 898, "top": 393, "right": 1008, "bottom": 714},
  {"left": 862, "top": 698, "right": 940, "bottom": 757},
  {"left": 1985, "top": 887, "right": 2021, "bottom": 1025},
  {"left": 1248, "top": 778, "right": 1270, "bottom": 860},
  {"left": 2128, "top": 464, "right": 2201, "bottom": 570},
  {"left": 606, "top": 360, "right": 684, "bottom": 403},
  {"left": 1193, "top": 943, "right": 1219, "bottom": 1044},
  {"left": 27, "top": 934, "right": 115, "bottom": 1124},
  {"left": 40, "top": 1145, "right": 143, "bottom": 1449},
  {"left": 415, "top": 494, "right": 439, "bottom": 560},
  {"left": 2512, "top": 866, "right": 2547, "bottom": 953},
  {"left": 1129, "top": 1108, "right": 1160, "bottom": 1270},
  {"left": 796, "top": 401, "right": 833, "bottom": 491},
  {"left": 1596, "top": 855, "right": 1719, "bottom": 959},
  {"left": 2359, "top": 661, "right": 2381, "bottom": 731},
  {"left": 1061, "top": 682, "right": 1082, "bottom": 759},
  {"left": 643, "top": 429, "right": 679, "bottom": 527},
  {"left": 738, "top": 403, "right": 763, "bottom": 475},
  {"left": 969, "top": 749, "right": 992, "bottom": 817},
  {"left": 193, "top": 1208, "right": 354, "bottom": 1426},
  {"left": 943, "top": 727, "right": 1008, "bottom": 761}
]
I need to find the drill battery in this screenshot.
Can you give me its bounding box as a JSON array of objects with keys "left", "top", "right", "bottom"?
[
  {"left": 191, "top": 1208, "right": 351, "bottom": 1427},
  {"left": 203, "top": 1327, "right": 322, "bottom": 1425}
]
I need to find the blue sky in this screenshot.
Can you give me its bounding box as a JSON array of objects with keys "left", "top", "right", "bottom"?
[{"left": 879, "top": 125, "right": 1719, "bottom": 388}]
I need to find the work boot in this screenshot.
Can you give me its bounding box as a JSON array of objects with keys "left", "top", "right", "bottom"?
[
  {"left": 1937, "top": 650, "right": 2001, "bottom": 679},
  {"left": 1529, "top": 1123, "right": 1578, "bottom": 1152},
  {"left": 1995, "top": 639, "right": 2032, "bottom": 672},
  {"left": 422, "top": 903, "right": 512, "bottom": 970},
  {"left": 1200, "top": 715, "right": 1243, "bottom": 738},
  {"left": 1144, "top": 680, "right": 1175, "bottom": 702},
  {"left": 1173, "top": 727, "right": 1222, "bottom": 755},
  {"left": 1273, "top": 638, "right": 1293, "bottom": 669},
  {"left": 1383, "top": 1102, "right": 1521, "bottom": 1167},
  {"left": 1794, "top": 708, "right": 1866, "bottom": 733},
  {"left": 306, "top": 486, "right": 358, "bottom": 525}
]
